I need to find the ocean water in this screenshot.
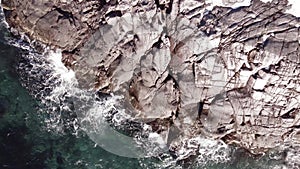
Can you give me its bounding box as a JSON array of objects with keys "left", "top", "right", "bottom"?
[
  {"left": 0, "top": 36, "right": 155, "bottom": 169},
  {"left": 0, "top": 7, "right": 292, "bottom": 169}
]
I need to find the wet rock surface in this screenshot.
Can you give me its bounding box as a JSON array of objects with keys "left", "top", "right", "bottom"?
[{"left": 2, "top": 0, "right": 300, "bottom": 159}]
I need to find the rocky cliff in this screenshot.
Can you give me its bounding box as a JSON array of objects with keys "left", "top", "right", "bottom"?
[{"left": 2, "top": 0, "right": 300, "bottom": 158}]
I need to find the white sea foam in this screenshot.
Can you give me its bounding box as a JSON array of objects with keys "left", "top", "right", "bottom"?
[
  {"left": 44, "top": 50, "right": 78, "bottom": 104},
  {"left": 47, "top": 50, "right": 77, "bottom": 85},
  {"left": 176, "top": 136, "right": 231, "bottom": 165}
]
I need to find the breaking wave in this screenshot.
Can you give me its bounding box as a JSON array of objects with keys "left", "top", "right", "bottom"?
[{"left": 9, "top": 36, "right": 233, "bottom": 167}]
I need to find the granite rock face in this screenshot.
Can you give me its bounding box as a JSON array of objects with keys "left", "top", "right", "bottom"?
[{"left": 2, "top": 0, "right": 300, "bottom": 157}]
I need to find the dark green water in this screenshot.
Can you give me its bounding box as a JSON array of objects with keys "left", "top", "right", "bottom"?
[
  {"left": 0, "top": 37, "right": 158, "bottom": 169},
  {"left": 0, "top": 24, "right": 160, "bottom": 168}
]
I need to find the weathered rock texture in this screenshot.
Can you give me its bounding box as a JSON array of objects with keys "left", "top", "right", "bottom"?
[
  {"left": 2, "top": 0, "right": 300, "bottom": 157},
  {"left": 206, "top": 0, "right": 300, "bottom": 154},
  {"left": 2, "top": 0, "right": 108, "bottom": 51}
]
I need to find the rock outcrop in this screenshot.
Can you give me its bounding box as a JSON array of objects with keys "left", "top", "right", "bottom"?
[
  {"left": 2, "top": 0, "right": 108, "bottom": 51},
  {"left": 2, "top": 0, "right": 300, "bottom": 157}
]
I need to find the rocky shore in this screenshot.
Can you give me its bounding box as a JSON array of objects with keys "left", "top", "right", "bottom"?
[{"left": 2, "top": 0, "right": 300, "bottom": 158}]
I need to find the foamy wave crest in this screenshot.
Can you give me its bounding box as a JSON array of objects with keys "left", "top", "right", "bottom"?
[
  {"left": 195, "top": 138, "right": 231, "bottom": 166},
  {"left": 17, "top": 48, "right": 80, "bottom": 133},
  {"left": 163, "top": 136, "right": 231, "bottom": 168},
  {"left": 42, "top": 50, "right": 81, "bottom": 133},
  {"left": 15, "top": 46, "right": 158, "bottom": 158}
]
